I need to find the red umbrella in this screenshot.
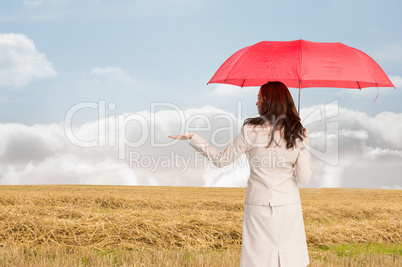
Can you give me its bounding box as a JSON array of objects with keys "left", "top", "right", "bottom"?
[{"left": 208, "top": 40, "right": 394, "bottom": 113}]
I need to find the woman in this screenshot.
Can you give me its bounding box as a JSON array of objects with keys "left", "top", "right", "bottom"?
[{"left": 169, "top": 81, "right": 312, "bottom": 267}]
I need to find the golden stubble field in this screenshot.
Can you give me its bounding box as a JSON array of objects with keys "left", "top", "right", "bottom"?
[{"left": 0, "top": 185, "right": 400, "bottom": 266}]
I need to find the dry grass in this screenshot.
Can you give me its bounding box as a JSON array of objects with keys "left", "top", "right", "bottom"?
[
  {"left": 300, "top": 188, "right": 401, "bottom": 245},
  {"left": 0, "top": 185, "right": 400, "bottom": 266}
]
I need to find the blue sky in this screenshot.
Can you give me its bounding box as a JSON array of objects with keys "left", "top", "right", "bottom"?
[
  {"left": 0, "top": 0, "right": 401, "bottom": 124},
  {"left": 0, "top": 0, "right": 401, "bottom": 188}
]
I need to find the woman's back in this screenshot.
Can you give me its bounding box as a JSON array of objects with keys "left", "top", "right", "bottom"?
[
  {"left": 242, "top": 123, "right": 311, "bottom": 206},
  {"left": 188, "top": 122, "right": 312, "bottom": 206}
]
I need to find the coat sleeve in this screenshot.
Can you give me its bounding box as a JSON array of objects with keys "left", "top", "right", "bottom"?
[
  {"left": 295, "top": 142, "right": 313, "bottom": 185},
  {"left": 188, "top": 125, "right": 250, "bottom": 168}
]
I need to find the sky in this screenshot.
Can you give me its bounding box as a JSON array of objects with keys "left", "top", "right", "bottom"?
[{"left": 0, "top": 0, "right": 401, "bottom": 189}]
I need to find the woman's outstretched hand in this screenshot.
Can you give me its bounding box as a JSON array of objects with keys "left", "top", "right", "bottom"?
[{"left": 168, "top": 133, "right": 194, "bottom": 140}]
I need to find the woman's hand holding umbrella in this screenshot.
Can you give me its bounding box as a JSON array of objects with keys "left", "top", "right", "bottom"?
[{"left": 168, "top": 133, "right": 194, "bottom": 140}]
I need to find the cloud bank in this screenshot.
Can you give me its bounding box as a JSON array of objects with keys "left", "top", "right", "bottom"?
[{"left": 0, "top": 104, "right": 400, "bottom": 189}]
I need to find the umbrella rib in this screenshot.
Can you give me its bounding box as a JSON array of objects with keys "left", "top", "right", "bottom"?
[
  {"left": 298, "top": 40, "right": 304, "bottom": 86},
  {"left": 374, "top": 83, "right": 379, "bottom": 102},
  {"left": 297, "top": 40, "right": 303, "bottom": 113},
  {"left": 351, "top": 48, "right": 381, "bottom": 88},
  {"left": 225, "top": 43, "right": 258, "bottom": 85}
]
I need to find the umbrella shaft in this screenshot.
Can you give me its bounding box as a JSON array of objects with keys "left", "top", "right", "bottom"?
[{"left": 298, "top": 80, "right": 301, "bottom": 115}]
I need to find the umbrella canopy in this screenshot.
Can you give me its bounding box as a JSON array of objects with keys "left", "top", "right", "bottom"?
[{"left": 208, "top": 40, "right": 394, "bottom": 112}]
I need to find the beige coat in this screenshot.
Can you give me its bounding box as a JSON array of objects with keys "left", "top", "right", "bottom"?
[{"left": 189, "top": 123, "right": 312, "bottom": 206}]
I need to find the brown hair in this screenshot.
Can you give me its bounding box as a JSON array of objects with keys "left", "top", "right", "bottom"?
[{"left": 243, "top": 81, "right": 305, "bottom": 149}]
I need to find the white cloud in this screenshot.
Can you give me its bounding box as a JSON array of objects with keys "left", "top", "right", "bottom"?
[
  {"left": 23, "top": 0, "right": 44, "bottom": 7},
  {"left": 200, "top": 155, "right": 249, "bottom": 187},
  {"left": 363, "top": 147, "right": 402, "bottom": 160},
  {"left": 23, "top": 0, "right": 74, "bottom": 7},
  {"left": 207, "top": 84, "right": 258, "bottom": 99},
  {"left": 302, "top": 104, "right": 402, "bottom": 149},
  {"left": 0, "top": 33, "right": 57, "bottom": 88},
  {"left": 89, "top": 66, "right": 134, "bottom": 85},
  {"left": 339, "top": 129, "right": 369, "bottom": 141},
  {"left": 381, "top": 185, "right": 402, "bottom": 190},
  {"left": 0, "top": 154, "right": 137, "bottom": 185},
  {"left": 301, "top": 104, "right": 402, "bottom": 188}
]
